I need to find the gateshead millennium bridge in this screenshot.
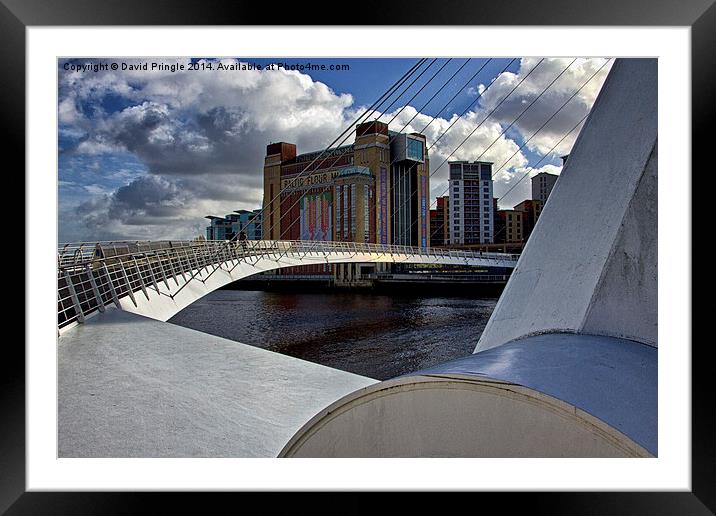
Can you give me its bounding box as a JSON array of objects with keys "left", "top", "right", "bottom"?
[{"left": 57, "top": 239, "right": 519, "bottom": 332}]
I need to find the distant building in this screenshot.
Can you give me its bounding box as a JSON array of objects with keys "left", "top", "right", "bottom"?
[
  {"left": 492, "top": 163, "right": 557, "bottom": 245},
  {"left": 448, "top": 161, "right": 494, "bottom": 245},
  {"left": 205, "top": 209, "right": 262, "bottom": 241},
  {"left": 513, "top": 199, "right": 543, "bottom": 242},
  {"left": 493, "top": 198, "right": 504, "bottom": 243},
  {"left": 429, "top": 196, "right": 449, "bottom": 247},
  {"left": 531, "top": 171, "right": 559, "bottom": 204},
  {"left": 232, "top": 209, "right": 263, "bottom": 240},
  {"left": 262, "top": 120, "right": 430, "bottom": 248},
  {"left": 223, "top": 213, "right": 242, "bottom": 238},
  {"left": 496, "top": 209, "right": 523, "bottom": 243},
  {"left": 205, "top": 215, "right": 233, "bottom": 241}
]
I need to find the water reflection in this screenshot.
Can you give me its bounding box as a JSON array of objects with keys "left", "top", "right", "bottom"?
[{"left": 169, "top": 289, "right": 497, "bottom": 380}]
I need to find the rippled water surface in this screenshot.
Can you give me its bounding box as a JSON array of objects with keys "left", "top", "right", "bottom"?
[{"left": 169, "top": 289, "right": 498, "bottom": 380}]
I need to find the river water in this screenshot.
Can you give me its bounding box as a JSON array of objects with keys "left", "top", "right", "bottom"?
[{"left": 169, "top": 289, "right": 498, "bottom": 380}]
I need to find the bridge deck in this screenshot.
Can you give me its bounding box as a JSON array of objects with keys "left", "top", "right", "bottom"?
[
  {"left": 57, "top": 239, "right": 518, "bottom": 331},
  {"left": 58, "top": 309, "right": 377, "bottom": 457}
]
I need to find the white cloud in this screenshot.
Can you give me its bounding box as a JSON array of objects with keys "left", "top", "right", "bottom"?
[
  {"left": 59, "top": 57, "right": 609, "bottom": 240},
  {"left": 475, "top": 57, "right": 612, "bottom": 156},
  {"left": 71, "top": 174, "right": 260, "bottom": 241},
  {"left": 59, "top": 58, "right": 361, "bottom": 239},
  {"left": 58, "top": 97, "right": 83, "bottom": 125},
  {"left": 83, "top": 184, "right": 112, "bottom": 195},
  {"left": 495, "top": 163, "right": 564, "bottom": 209},
  {"left": 381, "top": 106, "right": 528, "bottom": 201}
]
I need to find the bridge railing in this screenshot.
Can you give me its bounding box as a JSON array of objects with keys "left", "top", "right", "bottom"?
[{"left": 57, "top": 239, "right": 519, "bottom": 331}]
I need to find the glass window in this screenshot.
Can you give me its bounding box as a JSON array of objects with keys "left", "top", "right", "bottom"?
[
  {"left": 406, "top": 138, "right": 424, "bottom": 161},
  {"left": 364, "top": 185, "right": 370, "bottom": 242},
  {"left": 351, "top": 184, "right": 356, "bottom": 238},
  {"left": 343, "top": 187, "right": 348, "bottom": 238},
  {"left": 336, "top": 186, "right": 343, "bottom": 240}
]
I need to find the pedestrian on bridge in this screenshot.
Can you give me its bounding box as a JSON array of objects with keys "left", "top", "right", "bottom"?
[{"left": 238, "top": 230, "right": 248, "bottom": 252}]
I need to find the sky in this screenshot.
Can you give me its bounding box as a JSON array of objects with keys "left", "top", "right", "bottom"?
[{"left": 58, "top": 57, "right": 613, "bottom": 242}]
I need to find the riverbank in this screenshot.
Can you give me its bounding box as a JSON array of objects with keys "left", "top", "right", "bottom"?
[{"left": 222, "top": 276, "right": 507, "bottom": 297}]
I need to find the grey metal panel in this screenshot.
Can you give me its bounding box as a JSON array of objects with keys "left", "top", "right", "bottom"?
[{"left": 406, "top": 333, "right": 657, "bottom": 455}]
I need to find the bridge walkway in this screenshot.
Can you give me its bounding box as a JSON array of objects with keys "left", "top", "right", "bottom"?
[
  {"left": 57, "top": 239, "right": 519, "bottom": 333},
  {"left": 58, "top": 309, "right": 377, "bottom": 457}
]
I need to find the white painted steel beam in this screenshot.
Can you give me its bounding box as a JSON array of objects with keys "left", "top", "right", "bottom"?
[{"left": 476, "top": 58, "right": 658, "bottom": 352}]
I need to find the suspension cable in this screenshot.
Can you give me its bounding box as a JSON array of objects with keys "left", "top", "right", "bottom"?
[
  {"left": 388, "top": 58, "right": 547, "bottom": 244},
  {"left": 315, "top": 59, "right": 513, "bottom": 245},
  {"left": 260, "top": 58, "right": 436, "bottom": 241},
  {"left": 274, "top": 58, "right": 472, "bottom": 242},
  {"left": 263, "top": 58, "right": 499, "bottom": 244},
  {"left": 490, "top": 58, "right": 612, "bottom": 180},
  {"left": 497, "top": 111, "right": 590, "bottom": 206},
  {"left": 231, "top": 57, "right": 428, "bottom": 242},
  {"left": 425, "top": 59, "right": 610, "bottom": 245}
]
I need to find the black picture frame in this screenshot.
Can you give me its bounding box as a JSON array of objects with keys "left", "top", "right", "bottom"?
[{"left": 5, "top": 0, "right": 711, "bottom": 512}]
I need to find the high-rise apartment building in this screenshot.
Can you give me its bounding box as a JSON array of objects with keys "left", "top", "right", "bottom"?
[
  {"left": 448, "top": 161, "right": 494, "bottom": 245},
  {"left": 205, "top": 215, "right": 232, "bottom": 241},
  {"left": 531, "top": 171, "right": 559, "bottom": 204}
]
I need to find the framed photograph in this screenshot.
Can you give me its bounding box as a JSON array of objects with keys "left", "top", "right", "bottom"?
[{"left": 8, "top": 0, "right": 711, "bottom": 511}]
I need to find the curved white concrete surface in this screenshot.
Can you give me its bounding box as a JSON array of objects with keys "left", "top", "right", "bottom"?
[
  {"left": 279, "top": 333, "right": 655, "bottom": 458},
  {"left": 102, "top": 250, "right": 516, "bottom": 325},
  {"left": 280, "top": 375, "right": 650, "bottom": 458},
  {"left": 59, "top": 309, "right": 377, "bottom": 457}
]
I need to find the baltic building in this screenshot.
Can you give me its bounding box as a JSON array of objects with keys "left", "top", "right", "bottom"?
[{"left": 262, "top": 120, "right": 430, "bottom": 247}]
